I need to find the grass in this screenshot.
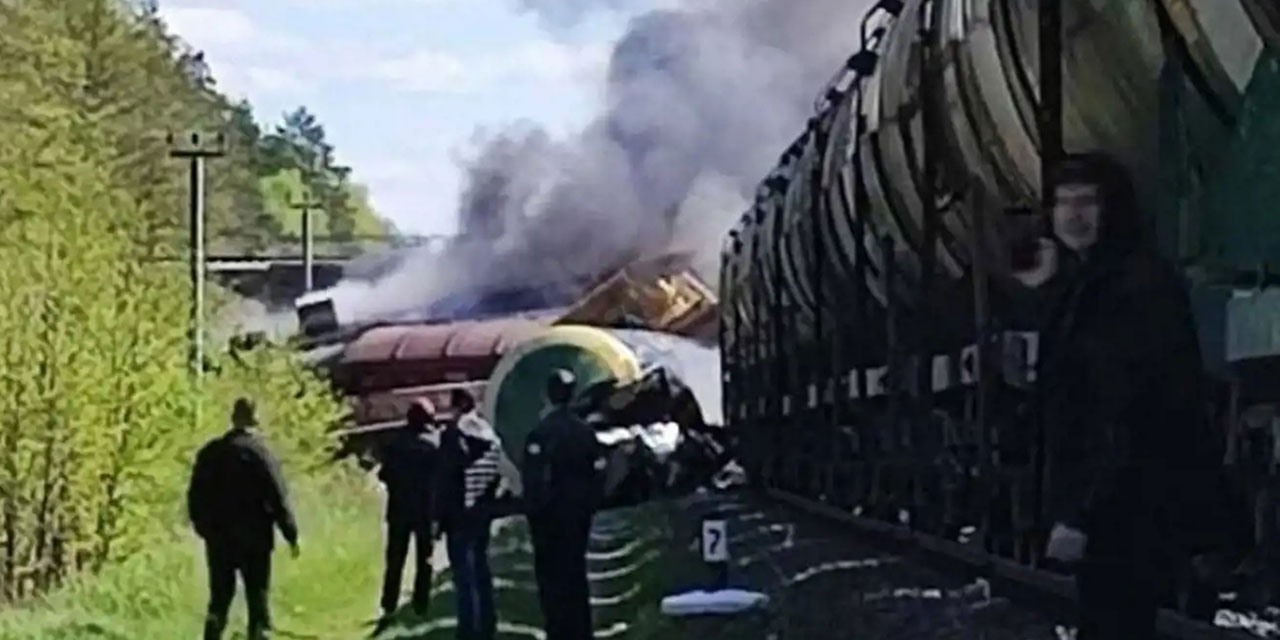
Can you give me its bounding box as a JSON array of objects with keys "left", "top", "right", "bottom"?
[
  {"left": 0, "top": 471, "right": 391, "bottom": 640},
  {"left": 0, "top": 470, "right": 720, "bottom": 640}
]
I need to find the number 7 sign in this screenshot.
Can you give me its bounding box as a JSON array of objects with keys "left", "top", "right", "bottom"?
[{"left": 701, "top": 519, "right": 729, "bottom": 562}]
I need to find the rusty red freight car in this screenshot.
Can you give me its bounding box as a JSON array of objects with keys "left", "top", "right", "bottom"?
[
  {"left": 329, "top": 315, "right": 551, "bottom": 462},
  {"left": 333, "top": 315, "right": 550, "bottom": 396}
]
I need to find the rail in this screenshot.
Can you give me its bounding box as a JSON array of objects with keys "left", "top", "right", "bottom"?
[{"left": 767, "top": 489, "right": 1251, "bottom": 640}]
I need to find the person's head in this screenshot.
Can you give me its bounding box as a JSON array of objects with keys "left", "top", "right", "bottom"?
[
  {"left": 450, "top": 388, "right": 475, "bottom": 414},
  {"left": 231, "top": 397, "right": 257, "bottom": 430},
  {"left": 405, "top": 398, "right": 435, "bottom": 432},
  {"left": 1049, "top": 152, "right": 1142, "bottom": 259},
  {"left": 546, "top": 368, "right": 576, "bottom": 407}
]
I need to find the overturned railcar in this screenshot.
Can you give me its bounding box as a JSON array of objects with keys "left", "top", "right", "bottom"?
[
  {"left": 484, "top": 325, "right": 729, "bottom": 510},
  {"left": 324, "top": 253, "right": 730, "bottom": 507},
  {"left": 721, "top": 0, "right": 1280, "bottom": 612}
]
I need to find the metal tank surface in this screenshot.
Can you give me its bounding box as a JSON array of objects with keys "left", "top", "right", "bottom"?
[
  {"left": 727, "top": 0, "right": 1277, "bottom": 355},
  {"left": 482, "top": 325, "right": 730, "bottom": 510},
  {"left": 719, "top": 0, "right": 1280, "bottom": 622}
]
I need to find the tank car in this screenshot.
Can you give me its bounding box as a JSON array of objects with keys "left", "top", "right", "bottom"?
[
  {"left": 483, "top": 325, "right": 729, "bottom": 510},
  {"left": 721, "top": 0, "right": 1280, "bottom": 608}
]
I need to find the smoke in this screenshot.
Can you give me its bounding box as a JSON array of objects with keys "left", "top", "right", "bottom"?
[
  {"left": 458, "top": 0, "right": 874, "bottom": 281},
  {"left": 320, "top": 0, "right": 876, "bottom": 326},
  {"left": 214, "top": 298, "right": 297, "bottom": 342}
]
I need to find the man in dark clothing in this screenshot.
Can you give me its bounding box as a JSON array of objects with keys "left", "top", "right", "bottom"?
[
  {"left": 188, "top": 398, "right": 299, "bottom": 640},
  {"left": 523, "top": 369, "right": 607, "bottom": 640},
  {"left": 376, "top": 398, "right": 440, "bottom": 624},
  {"left": 1019, "top": 153, "right": 1222, "bottom": 639}
]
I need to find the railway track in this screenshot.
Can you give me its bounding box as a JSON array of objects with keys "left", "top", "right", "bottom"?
[
  {"left": 375, "top": 485, "right": 1268, "bottom": 639},
  {"left": 652, "top": 490, "right": 1061, "bottom": 640},
  {"left": 381, "top": 504, "right": 685, "bottom": 640},
  {"left": 720, "top": 489, "right": 1260, "bottom": 640}
]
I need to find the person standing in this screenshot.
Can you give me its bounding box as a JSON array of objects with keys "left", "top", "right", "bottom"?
[
  {"left": 436, "top": 388, "right": 517, "bottom": 640},
  {"left": 1018, "top": 153, "right": 1220, "bottom": 639},
  {"left": 522, "top": 369, "right": 607, "bottom": 640},
  {"left": 187, "top": 398, "right": 300, "bottom": 640},
  {"left": 376, "top": 399, "right": 441, "bottom": 626}
]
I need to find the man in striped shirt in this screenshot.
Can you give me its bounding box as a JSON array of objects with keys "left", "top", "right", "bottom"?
[{"left": 436, "top": 389, "right": 517, "bottom": 640}]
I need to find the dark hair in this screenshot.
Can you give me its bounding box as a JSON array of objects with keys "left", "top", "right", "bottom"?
[
  {"left": 546, "top": 368, "right": 576, "bottom": 406},
  {"left": 450, "top": 388, "right": 475, "bottom": 412},
  {"left": 406, "top": 398, "right": 435, "bottom": 428},
  {"left": 231, "top": 397, "right": 257, "bottom": 427},
  {"left": 1050, "top": 152, "right": 1143, "bottom": 259}
]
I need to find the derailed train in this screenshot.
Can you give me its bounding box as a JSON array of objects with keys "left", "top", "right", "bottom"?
[
  {"left": 323, "top": 254, "right": 731, "bottom": 512},
  {"left": 482, "top": 325, "right": 730, "bottom": 509},
  {"left": 720, "top": 0, "right": 1280, "bottom": 608}
]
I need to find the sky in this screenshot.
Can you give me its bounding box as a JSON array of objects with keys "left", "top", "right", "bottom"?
[{"left": 158, "top": 0, "right": 636, "bottom": 237}]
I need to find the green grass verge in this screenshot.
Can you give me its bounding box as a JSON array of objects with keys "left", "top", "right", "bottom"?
[
  {"left": 0, "top": 471, "right": 389, "bottom": 640},
  {"left": 0, "top": 473, "right": 730, "bottom": 640}
]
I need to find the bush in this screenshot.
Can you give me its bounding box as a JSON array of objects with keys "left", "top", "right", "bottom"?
[{"left": 0, "top": 0, "right": 346, "bottom": 602}]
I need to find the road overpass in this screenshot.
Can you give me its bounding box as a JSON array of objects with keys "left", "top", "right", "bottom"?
[
  {"left": 202, "top": 255, "right": 348, "bottom": 306},
  {"left": 158, "top": 233, "right": 451, "bottom": 307}
]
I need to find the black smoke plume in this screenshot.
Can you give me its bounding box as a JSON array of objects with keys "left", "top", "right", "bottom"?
[{"left": 327, "top": 0, "right": 876, "bottom": 326}]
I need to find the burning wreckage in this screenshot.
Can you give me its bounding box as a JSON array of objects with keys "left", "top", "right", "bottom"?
[{"left": 298, "top": 252, "right": 739, "bottom": 510}]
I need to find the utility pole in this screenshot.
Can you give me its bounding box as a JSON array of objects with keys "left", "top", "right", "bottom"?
[
  {"left": 290, "top": 188, "right": 323, "bottom": 292},
  {"left": 169, "top": 129, "right": 225, "bottom": 429}
]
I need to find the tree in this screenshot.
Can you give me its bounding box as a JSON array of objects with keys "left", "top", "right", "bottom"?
[{"left": 0, "top": 0, "right": 344, "bottom": 601}]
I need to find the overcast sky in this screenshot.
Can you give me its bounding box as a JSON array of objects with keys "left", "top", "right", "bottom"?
[{"left": 158, "top": 0, "right": 635, "bottom": 237}]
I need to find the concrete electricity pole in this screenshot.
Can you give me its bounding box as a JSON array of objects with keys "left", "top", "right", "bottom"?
[
  {"left": 168, "top": 129, "right": 225, "bottom": 428},
  {"left": 290, "top": 188, "right": 323, "bottom": 292}
]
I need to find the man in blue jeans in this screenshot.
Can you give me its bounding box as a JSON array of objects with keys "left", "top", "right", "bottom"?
[{"left": 437, "top": 388, "right": 515, "bottom": 640}]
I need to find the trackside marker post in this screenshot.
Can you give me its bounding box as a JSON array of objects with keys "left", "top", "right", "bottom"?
[
  {"left": 661, "top": 517, "right": 766, "bottom": 616},
  {"left": 701, "top": 517, "right": 729, "bottom": 590}
]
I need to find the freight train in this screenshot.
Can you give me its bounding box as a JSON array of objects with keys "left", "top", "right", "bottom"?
[
  {"left": 309, "top": 252, "right": 731, "bottom": 509},
  {"left": 719, "top": 0, "right": 1280, "bottom": 613}
]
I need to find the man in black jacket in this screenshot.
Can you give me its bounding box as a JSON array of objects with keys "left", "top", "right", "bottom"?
[
  {"left": 377, "top": 398, "right": 440, "bottom": 623},
  {"left": 1021, "top": 153, "right": 1223, "bottom": 638},
  {"left": 188, "top": 398, "right": 299, "bottom": 640},
  {"left": 523, "top": 369, "right": 607, "bottom": 640}
]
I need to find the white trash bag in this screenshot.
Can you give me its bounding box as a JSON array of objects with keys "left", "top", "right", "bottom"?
[{"left": 660, "top": 589, "right": 769, "bottom": 616}]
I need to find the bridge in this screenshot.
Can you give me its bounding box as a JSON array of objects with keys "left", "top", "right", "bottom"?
[
  {"left": 205, "top": 255, "right": 352, "bottom": 273},
  {"left": 165, "top": 233, "right": 452, "bottom": 306}
]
